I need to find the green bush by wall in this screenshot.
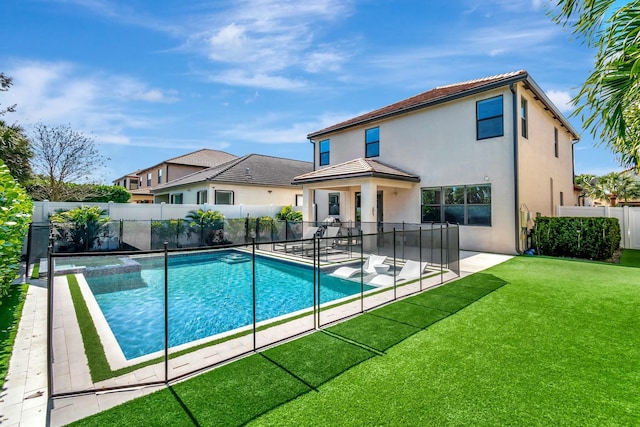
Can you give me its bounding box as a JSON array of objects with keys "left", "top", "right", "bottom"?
[
  {"left": 0, "top": 160, "right": 32, "bottom": 297},
  {"left": 533, "top": 216, "right": 620, "bottom": 260}
]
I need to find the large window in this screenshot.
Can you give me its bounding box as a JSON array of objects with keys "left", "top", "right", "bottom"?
[
  {"left": 197, "top": 190, "right": 207, "bottom": 204},
  {"left": 520, "top": 97, "right": 528, "bottom": 139},
  {"left": 477, "top": 96, "right": 503, "bottom": 140},
  {"left": 215, "top": 190, "right": 234, "bottom": 205},
  {"left": 319, "top": 139, "right": 330, "bottom": 166},
  {"left": 421, "top": 184, "right": 491, "bottom": 226},
  {"left": 365, "top": 127, "right": 380, "bottom": 158},
  {"left": 158, "top": 169, "right": 163, "bottom": 184},
  {"left": 329, "top": 193, "right": 340, "bottom": 215},
  {"left": 146, "top": 173, "right": 152, "bottom": 187},
  {"left": 170, "top": 193, "right": 183, "bottom": 204}
]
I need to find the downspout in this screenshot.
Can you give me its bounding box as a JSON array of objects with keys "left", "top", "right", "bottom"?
[
  {"left": 510, "top": 83, "right": 522, "bottom": 254},
  {"left": 309, "top": 137, "right": 318, "bottom": 223}
]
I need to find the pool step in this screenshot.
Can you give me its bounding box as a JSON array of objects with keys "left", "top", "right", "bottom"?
[{"left": 219, "top": 254, "right": 251, "bottom": 264}]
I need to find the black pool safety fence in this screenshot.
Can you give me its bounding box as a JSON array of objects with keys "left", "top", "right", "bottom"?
[{"left": 46, "top": 223, "right": 460, "bottom": 399}]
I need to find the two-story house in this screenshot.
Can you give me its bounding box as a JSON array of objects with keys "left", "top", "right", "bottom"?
[
  {"left": 293, "top": 71, "right": 580, "bottom": 254},
  {"left": 112, "top": 149, "right": 238, "bottom": 203}
]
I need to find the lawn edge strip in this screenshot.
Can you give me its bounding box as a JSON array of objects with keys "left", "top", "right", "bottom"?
[{"left": 0, "top": 283, "right": 29, "bottom": 390}]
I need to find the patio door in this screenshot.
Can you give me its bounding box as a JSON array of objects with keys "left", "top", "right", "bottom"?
[{"left": 355, "top": 191, "right": 383, "bottom": 225}]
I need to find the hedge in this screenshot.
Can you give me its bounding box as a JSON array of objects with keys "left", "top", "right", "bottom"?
[
  {"left": 0, "top": 160, "right": 32, "bottom": 297},
  {"left": 532, "top": 216, "right": 620, "bottom": 261}
]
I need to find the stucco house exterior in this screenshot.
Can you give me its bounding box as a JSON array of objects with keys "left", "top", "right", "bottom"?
[
  {"left": 112, "top": 149, "right": 238, "bottom": 203},
  {"left": 150, "top": 154, "right": 312, "bottom": 206},
  {"left": 293, "top": 71, "right": 580, "bottom": 254}
]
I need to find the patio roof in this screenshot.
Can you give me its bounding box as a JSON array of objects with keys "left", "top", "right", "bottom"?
[{"left": 292, "top": 158, "right": 420, "bottom": 184}]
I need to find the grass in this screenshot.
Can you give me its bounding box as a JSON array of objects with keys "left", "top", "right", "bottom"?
[
  {"left": 69, "top": 256, "right": 640, "bottom": 426},
  {"left": 0, "top": 284, "right": 29, "bottom": 390},
  {"left": 619, "top": 249, "right": 640, "bottom": 267}
]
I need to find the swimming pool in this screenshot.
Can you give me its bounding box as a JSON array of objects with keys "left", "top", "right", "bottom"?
[{"left": 84, "top": 251, "right": 371, "bottom": 360}]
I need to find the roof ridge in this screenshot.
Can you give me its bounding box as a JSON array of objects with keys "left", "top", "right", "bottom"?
[{"left": 435, "top": 70, "right": 526, "bottom": 89}]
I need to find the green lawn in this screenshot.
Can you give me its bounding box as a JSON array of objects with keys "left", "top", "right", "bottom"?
[
  {"left": 69, "top": 256, "right": 640, "bottom": 426},
  {"left": 0, "top": 284, "right": 29, "bottom": 389},
  {"left": 619, "top": 248, "right": 640, "bottom": 267}
]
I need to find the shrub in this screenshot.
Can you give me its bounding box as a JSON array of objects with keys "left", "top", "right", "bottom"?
[
  {"left": 50, "top": 206, "right": 110, "bottom": 252},
  {"left": 0, "top": 160, "right": 32, "bottom": 297},
  {"left": 185, "top": 210, "right": 228, "bottom": 246},
  {"left": 533, "top": 216, "right": 620, "bottom": 260},
  {"left": 276, "top": 205, "right": 302, "bottom": 221}
]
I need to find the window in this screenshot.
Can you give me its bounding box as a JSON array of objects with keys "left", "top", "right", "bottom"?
[
  {"left": 365, "top": 127, "right": 380, "bottom": 158},
  {"left": 170, "top": 193, "right": 183, "bottom": 204},
  {"left": 421, "top": 184, "right": 491, "bottom": 226},
  {"left": 295, "top": 194, "right": 303, "bottom": 206},
  {"left": 329, "top": 193, "right": 340, "bottom": 215},
  {"left": 554, "top": 127, "right": 559, "bottom": 158},
  {"left": 477, "top": 96, "right": 503, "bottom": 140},
  {"left": 520, "top": 97, "right": 528, "bottom": 138},
  {"left": 560, "top": 191, "right": 564, "bottom": 207},
  {"left": 197, "top": 190, "right": 208, "bottom": 204},
  {"left": 319, "top": 139, "right": 330, "bottom": 166},
  {"left": 158, "top": 169, "right": 163, "bottom": 184},
  {"left": 215, "top": 190, "right": 234, "bottom": 205},
  {"left": 146, "top": 173, "right": 152, "bottom": 187}
]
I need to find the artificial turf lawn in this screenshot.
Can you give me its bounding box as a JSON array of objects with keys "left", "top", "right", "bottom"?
[
  {"left": 619, "top": 248, "right": 640, "bottom": 267},
  {"left": 70, "top": 256, "right": 640, "bottom": 426},
  {"left": 0, "top": 284, "right": 28, "bottom": 390}
]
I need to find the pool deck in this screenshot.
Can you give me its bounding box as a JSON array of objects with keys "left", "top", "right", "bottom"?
[{"left": 0, "top": 251, "right": 513, "bottom": 426}]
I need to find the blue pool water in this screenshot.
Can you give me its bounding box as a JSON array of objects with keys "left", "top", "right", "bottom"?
[{"left": 85, "top": 251, "right": 370, "bottom": 359}]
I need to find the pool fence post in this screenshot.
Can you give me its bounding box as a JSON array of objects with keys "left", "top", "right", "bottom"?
[
  {"left": 252, "top": 238, "right": 257, "bottom": 349},
  {"left": 47, "top": 243, "right": 53, "bottom": 400},
  {"left": 164, "top": 242, "right": 168, "bottom": 384},
  {"left": 359, "top": 230, "right": 364, "bottom": 313},
  {"left": 393, "top": 228, "right": 397, "bottom": 300},
  {"left": 419, "top": 227, "right": 423, "bottom": 291},
  {"left": 440, "top": 225, "right": 444, "bottom": 284},
  {"left": 316, "top": 235, "right": 321, "bottom": 328},
  {"left": 313, "top": 236, "right": 317, "bottom": 329}
]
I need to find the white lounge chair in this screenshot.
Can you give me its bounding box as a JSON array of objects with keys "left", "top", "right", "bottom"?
[
  {"left": 331, "top": 254, "right": 387, "bottom": 279},
  {"left": 369, "top": 260, "right": 428, "bottom": 287}
]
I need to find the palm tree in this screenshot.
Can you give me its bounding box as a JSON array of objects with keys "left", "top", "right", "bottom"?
[
  {"left": 551, "top": 1, "right": 640, "bottom": 172},
  {"left": 579, "top": 172, "right": 640, "bottom": 206}
]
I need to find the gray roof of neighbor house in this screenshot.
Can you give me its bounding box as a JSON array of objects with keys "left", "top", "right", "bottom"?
[
  {"left": 151, "top": 154, "right": 313, "bottom": 191},
  {"left": 293, "top": 158, "right": 420, "bottom": 184},
  {"left": 308, "top": 70, "right": 579, "bottom": 139},
  {"left": 163, "top": 148, "right": 238, "bottom": 168}
]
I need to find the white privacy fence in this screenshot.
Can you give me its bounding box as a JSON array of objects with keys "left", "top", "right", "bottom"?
[
  {"left": 32, "top": 201, "right": 293, "bottom": 223},
  {"left": 557, "top": 206, "right": 640, "bottom": 249}
]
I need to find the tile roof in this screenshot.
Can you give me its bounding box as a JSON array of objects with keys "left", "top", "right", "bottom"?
[
  {"left": 308, "top": 70, "right": 577, "bottom": 138},
  {"left": 164, "top": 148, "right": 238, "bottom": 167},
  {"left": 293, "top": 158, "right": 420, "bottom": 184},
  {"left": 151, "top": 154, "right": 313, "bottom": 191}
]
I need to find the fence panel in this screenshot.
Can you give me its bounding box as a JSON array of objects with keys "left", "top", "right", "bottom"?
[{"left": 557, "top": 206, "right": 638, "bottom": 249}]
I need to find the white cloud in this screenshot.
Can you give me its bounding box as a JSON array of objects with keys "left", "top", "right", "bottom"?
[
  {"left": 546, "top": 89, "right": 574, "bottom": 113},
  {"left": 207, "top": 70, "right": 307, "bottom": 90}
]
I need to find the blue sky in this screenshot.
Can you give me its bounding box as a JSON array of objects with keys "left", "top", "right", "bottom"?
[{"left": 1, "top": 0, "right": 624, "bottom": 183}]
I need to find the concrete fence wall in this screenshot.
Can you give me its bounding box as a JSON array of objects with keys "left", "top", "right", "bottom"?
[{"left": 557, "top": 206, "right": 640, "bottom": 249}]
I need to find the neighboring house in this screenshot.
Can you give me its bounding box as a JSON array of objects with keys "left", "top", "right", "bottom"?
[
  {"left": 112, "top": 149, "right": 238, "bottom": 203},
  {"left": 151, "top": 154, "right": 312, "bottom": 207},
  {"left": 293, "top": 71, "right": 580, "bottom": 254}
]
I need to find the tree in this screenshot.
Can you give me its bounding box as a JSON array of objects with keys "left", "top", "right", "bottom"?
[
  {"left": 30, "top": 123, "right": 103, "bottom": 201},
  {"left": 0, "top": 120, "right": 32, "bottom": 185},
  {"left": 576, "top": 171, "right": 640, "bottom": 206},
  {"left": 551, "top": 1, "right": 640, "bottom": 171},
  {"left": 0, "top": 73, "right": 17, "bottom": 116},
  {"left": 50, "top": 206, "right": 110, "bottom": 252}
]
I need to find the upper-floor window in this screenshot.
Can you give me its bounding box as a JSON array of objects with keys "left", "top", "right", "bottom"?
[
  {"left": 554, "top": 127, "right": 559, "bottom": 158},
  {"left": 319, "top": 139, "right": 330, "bottom": 166},
  {"left": 365, "top": 127, "right": 380, "bottom": 158},
  {"left": 158, "top": 169, "right": 163, "bottom": 184},
  {"left": 521, "top": 97, "right": 528, "bottom": 139},
  {"left": 421, "top": 184, "right": 491, "bottom": 226},
  {"left": 146, "top": 173, "right": 152, "bottom": 187},
  {"left": 215, "top": 190, "right": 234, "bottom": 205},
  {"left": 170, "top": 193, "right": 183, "bottom": 204},
  {"left": 477, "top": 95, "right": 503, "bottom": 140},
  {"left": 329, "top": 193, "right": 340, "bottom": 215}
]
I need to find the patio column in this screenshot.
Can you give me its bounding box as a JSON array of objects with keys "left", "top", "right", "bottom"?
[
  {"left": 302, "top": 187, "right": 315, "bottom": 222},
  {"left": 360, "top": 181, "right": 377, "bottom": 252}
]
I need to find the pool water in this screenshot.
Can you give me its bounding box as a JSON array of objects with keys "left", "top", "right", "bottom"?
[{"left": 85, "top": 251, "right": 371, "bottom": 359}]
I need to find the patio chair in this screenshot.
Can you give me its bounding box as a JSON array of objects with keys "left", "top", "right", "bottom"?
[
  {"left": 368, "top": 260, "right": 428, "bottom": 287},
  {"left": 330, "top": 254, "right": 387, "bottom": 279}
]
